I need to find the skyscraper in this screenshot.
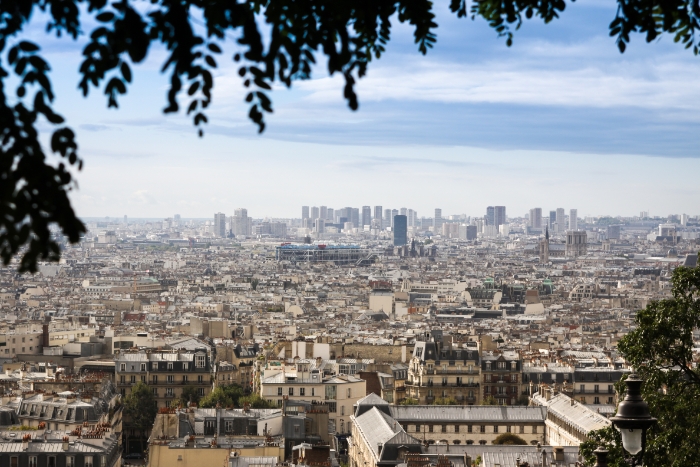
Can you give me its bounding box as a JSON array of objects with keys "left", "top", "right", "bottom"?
[
  {"left": 174, "top": 214, "right": 181, "bottom": 227},
  {"left": 549, "top": 210, "right": 556, "bottom": 229},
  {"left": 434, "top": 208, "right": 443, "bottom": 230},
  {"left": 351, "top": 208, "right": 360, "bottom": 228},
  {"left": 556, "top": 208, "right": 565, "bottom": 230},
  {"left": 374, "top": 206, "right": 383, "bottom": 229},
  {"left": 232, "top": 209, "right": 250, "bottom": 237},
  {"left": 494, "top": 206, "right": 506, "bottom": 227},
  {"left": 400, "top": 207, "right": 407, "bottom": 216},
  {"left": 393, "top": 215, "right": 408, "bottom": 246},
  {"left": 320, "top": 206, "right": 327, "bottom": 220},
  {"left": 391, "top": 209, "right": 398, "bottom": 227},
  {"left": 384, "top": 209, "right": 391, "bottom": 228},
  {"left": 529, "top": 208, "right": 543, "bottom": 229},
  {"left": 408, "top": 209, "right": 415, "bottom": 227},
  {"left": 569, "top": 209, "right": 578, "bottom": 231},
  {"left": 302, "top": 206, "right": 310, "bottom": 220},
  {"left": 362, "top": 206, "right": 372, "bottom": 227},
  {"left": 327, "top": 208, "right": 334, "bottom": 222},
  {"left": 214, "top": 212, "right": 226, "bottom": 238},
  {"left": 486, "top": 206, "right": 495, "bottom": 226},
  {"left": 311, "top": 206, "right": 320, "bottom": 220}
]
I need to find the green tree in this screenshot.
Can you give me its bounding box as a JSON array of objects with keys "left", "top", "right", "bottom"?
[
  {"left": 239, "top": 394, "right": 276, "bottom": 409},
  {"left": 198, "top": 385, "right": 245, "bottom": 408},
  {"left": 432, "top": 397, "right": 459, "bottom": 405},
  {"left": 492, "top": 433, "right": 528, "bottom": 445},
  {"left": 481, "top": 395, "right": 497, "bottom": 405},
  {"left": 123, "top": 382, "right": 158, "bottom": 452},
  {"left": 399, "top": 397, "right": 419, "bottom": 405},
  {"left": 180, "top": 385, "right": 201, "bottom": 407},
  {"left": 3, "top": 1, "right": 700, "bottom": 271},
  {"left": 610, "top": 262, "right": 700, "bottom": 467},
  {"left": 579, "top": 426, "right": 627, "bottom": 467}
]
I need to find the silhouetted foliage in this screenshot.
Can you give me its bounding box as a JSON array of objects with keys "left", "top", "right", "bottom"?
[
  {"left": 492, "top": 433, "right": 528, "bottom": 445},
  {"left": 2, "top": 0, "right": 699, "bottom": 270}
]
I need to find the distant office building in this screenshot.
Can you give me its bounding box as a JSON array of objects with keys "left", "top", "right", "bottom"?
[
  {"left": 362, "top": 206, "right": 372, "bottom": 226},
  {"left": 314, "top": 218, "right": 325, "bottom": 234},
  {"left": 530, "top": 208, "right": 543, "bottom": 229},
  {"left": 351, "top": 208, "right": 360, "bottom": 227},
  {"left": 607, "top": 224, "right": 621, "bottom": 240},
  {"left": 549, "top": 210, "right": 556, "bottom": 229},
  {"left": 301, "top": 206, "right": 310, "bottom": 220},
  {"left": 393, "top": 215, "right": 408, "bottom": 246},
  {"left": 681, "top": 213, "right": 689, "bottom": 226},
  {"left": 487, "top": 206, "right": 506, "bottom": 227},
  {"left": 327, "top": 207, "right": 334, "bottom": 221},
  {"left": 311, "top": 206, "right": 320, "bottom": 220},
  {"left": 434, "top": 208, "right": 443, "bottom": 230},
  {"left": 408, "top": 209, "right": 416, "bottom": 227},
  {"left": 556, "top": 208, "right": 565, "bottom": 229},
  {"left": 384, "top": 209, "right": 391, "bottom": 228},
  {"left": 320, "top": 206, "right": 327, "bottom": 220},
  {"left": 486, "top": 206, "right": 495, "bottom": 226},
  {"left": 569, "top": 209, "right": 578, "bottom": 231},
  {"left": 374, "top": 206, "right": 383, "bottom": 227},
  {"left": 214, "top": 212, "right": 226, "bottom": 238},
  {"left": 232, "top": 208, "right": 251, "bottom": 237},
  {"left": 640, "top": 211, "right": 649, "bottom": 219},
  {"left": 466, "top": 225, "right": 477, "bottom": 240},
  {"left": 566, "top": 231, "right": 587, "bottom": 257},
  {"left": 391, "top": 209, "right": 398, "bottom": 227},
  {"left": 124, "top": 215, "right": 128, "bottom": 225},
  {"left": 400, "top": 207, "right": 407, "bottom": 216}
]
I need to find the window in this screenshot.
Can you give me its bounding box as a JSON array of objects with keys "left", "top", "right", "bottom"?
[
  {"left": 594, "top": 385, "right": 600, "bottom": 393},
  {"left": 120, "top": 375, "right": 125, "bottom": 384},
  {"left": 454, "top": 425, "right": 459, "bottom": 433},
  {"left": 341, "top": 405, "right": 345, "bottom": 416},
  {"left": 494, "top": 425, "right": 499, "bottom": 433},
  {"left": 594, "top": 397, "right": 600, "bottom": 404},
  {"left": 328, "top": 402, "right": 337, "bottom": 413},
  {"left": 497, "top": 362, "right": 505, "bottom": 369},
  {"left": 184, "top": 363, "right": 189, "bottom": 370},
  {"left": 182, "top": 375, "right": 188, "bottom": 383},
  {"left": 141, "top": 363, "right": 146, "bottom": 371},
  {"left": 277, "top": 387, "right": 283, "bottom": 396},
  {"left": 429, "top": 425, "right": 433, "bottom": 433},
  {"left": 152, "top": 363, "right": 158, "bottom": 370},
  {"left": 168, "top": 362, "right": 173, "bottom": 370},
  {"left": 289, "top": 388, "right": 294, "bottom": 396},
  {"left": 520, "top": 425, "right": 525, "bottom": 434},
  {"left": 167, "top": 375, "right": 174, "bottom": 383},
  {"left": 441, "top": 425, "right": 447, "bottom": 433},
  {"left": 120, "top": 363, "right": 126, "bottom": 371},
  {"left": 85, "top": 457, "right": 94, "bottom": 467},
  {"left": 198, "top": 375, "right": 203, "bottom": 383},
  {"left": 29, "top": 457, "right": 37, "bottom": 467},
  {"left": 196, "top": 354, "right": 206, "bottom": 368},
  {"left": 198, "top": 388, "right": 205, "bottom": 396},
  {"left": 130, "top": 375, "right": 136, "bottom": 383},
  {"left": 48, "top": 458, "right": 56, "bottom": 467},
  {"left": 468, "top": 425, "right": 472, "bottom": 433},
  {"left": 480, "top": 425, "right": 485, "bottom": 433},
  {"left": 67, "top": 457, "right": 75, "bottom": 467},
  {"left": 166, "top": 388, "right": 174, "bottom": 397},
  {"left": 347, "top": 387, "right": 352, "bottom": 398},
  {"left": 153, "top": 375, "right": 158, "bottom": 383},
  {"left": 311, "top": 388, "right": 315, "bottom": 397},
  {"left": 533, "top": 425, "right": 538, "bottom": 434},
  {"left": 300, "top": 388, "right": 306, "bottom": 396},
  {"left": 152, "top": 388, "right": 158, "bottom": 397},
  {"left": 507, "top": 425, "right": 511, "bottom": 433},
  {"left": 141, "top": 375, "right": 146, "bottom": 383}
]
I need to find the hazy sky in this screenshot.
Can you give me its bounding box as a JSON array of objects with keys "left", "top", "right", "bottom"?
[{"left": 24, "top": 1, "right": 700, "bottom": 219}]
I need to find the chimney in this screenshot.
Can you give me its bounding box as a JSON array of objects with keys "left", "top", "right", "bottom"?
[
  {"left": 62, "top": 436, "right": 69, "bottom": 451},
  {"left": 554, "top": 447, "right": 564, "bottom": 461}
]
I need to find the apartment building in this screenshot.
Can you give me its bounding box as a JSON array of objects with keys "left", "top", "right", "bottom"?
[
  {"left": 115, "top": 349, "right": 212, "bottom": 407},
  {"left": 481, "top": 351, "right": 523, "bottom": 406},
  {"left": 405, "top": 331, "right": 481, "bottom": 405},
  {"left": 260, "top": 361, "right": 365, "bottom": 434}
]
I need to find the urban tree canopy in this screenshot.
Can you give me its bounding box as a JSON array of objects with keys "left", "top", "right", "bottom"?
[{"left": 2, "top": 0, "right": 700, "bottom": 271}]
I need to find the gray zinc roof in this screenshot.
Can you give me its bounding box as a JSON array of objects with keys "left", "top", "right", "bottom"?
[{"left": 389, "top": 406, "right": 546, "bottom": 423}]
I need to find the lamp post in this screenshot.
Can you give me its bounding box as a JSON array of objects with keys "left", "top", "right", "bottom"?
[{"left": 610, "top": 374, "right": 656, "bottom": 466}]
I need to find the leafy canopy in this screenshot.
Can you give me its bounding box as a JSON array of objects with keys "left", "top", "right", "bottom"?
[
  {"left": 583, "top": 263, "right": 700, "bottom": 467},
  {"left": 3, "top": 0, "right": 700, "bottom": 271},
  {"left": 123, "top": 381, "right": 158, "bottom": 433}
]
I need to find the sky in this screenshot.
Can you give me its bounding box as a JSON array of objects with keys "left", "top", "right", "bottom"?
[{"left": 18, "top": 0, "right": 700, "bottom": 220}]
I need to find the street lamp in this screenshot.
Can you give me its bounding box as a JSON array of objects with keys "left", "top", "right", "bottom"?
[{"left": 610, "top": 374, "right": 656, "bottom": 461}]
